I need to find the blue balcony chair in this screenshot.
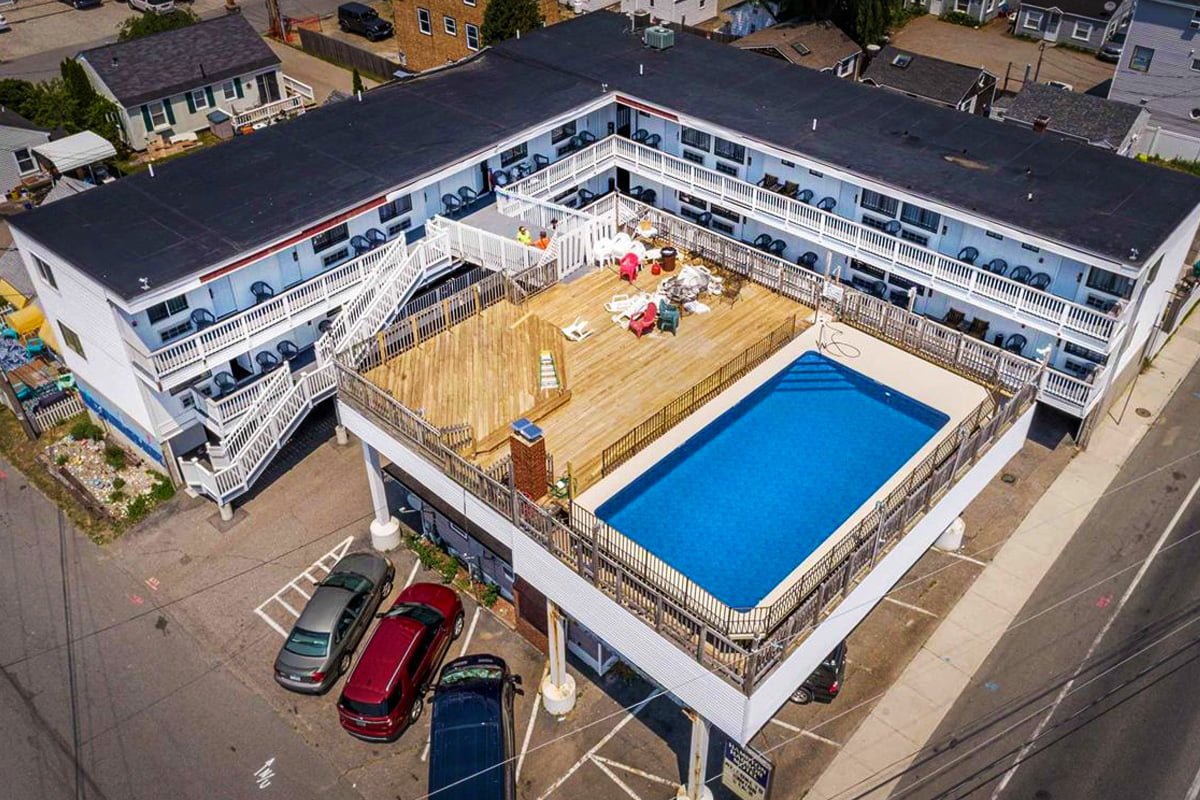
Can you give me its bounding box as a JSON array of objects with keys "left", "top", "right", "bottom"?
[
  {"left": 883, "top": 220, "right": 902, "bottom": 236},
  {"left": 644, "top": 133, "right": 662, "bottom": 149},
  {"left": 797, "top": 251, "right": 819, "bottom": 270},
  {"left": 1004, "top": 333, "right": 1027, "bottom": 354},
  {"left": 957, "top": 246, "right": 979, "bottom": 264},
  {"left": 350, "top": 235, "right": 372, "bottom": 255},
  {"left": 533, "top": 154, "right": 550, "bottom": 171},
  {"left": 629, "top": 186, "right": 645, "bottom": 200},
  {"left": 491, "top": 169, "right": 511, "bottom": 187},
  {"left": 1009, "top": 265, "right": 1033, "bottom": 284},
  {"left": 458, "top": 186, "right": 478, "bottom": 207},
  {"left": 190, "top": 308, "right": 216, "bottom": 331},
  {"left": 213, "top": 372, "right": 237, "bottom": 395},
  {"left": 767, "top": 239, "right": 787, "bottom": 257},
  {"left": 657, "top": 303, "right": 680, "bottom": 335},
  {"left": 441, "top": 193, "right": 463, "bottom": 215},
  {"left": 696, "top": 211, "right": 713, "bottom": 227},
  {"left": 256, "top": 351, "right": 281, "bottom": 373},
  {"left": 1028, "top": 272, "right": 1052, "bottom": 291},
  {"left": 578, "top": 188, "right": 596, "bottom": 205},
  {"left": 277, "top": 340, "right": 299, "bottom": 361},
  {"left": 816, "top": 196, "right": 837, "bottom": 212},
  {"left": 250, "top": 281, "right": 275, "bottom": 304},
  {"left": 796, "top": 189, "right": 814, "bottom": 204},
  {"left": 631, "top": 129, "right": 650, "bottom": 143},
  {"left": 640, "top": 189, "right": 657, "bottom": 205},
  {"left": 984, "top": 258, "right": 1007, "bottom": 276},
  {"left": 752, "top": 233, "right": 773, "bottom": 250},
  {"left": 365, "top": 228, "right": 387, "bottom": 248},
  {"left": 578, "top": 131, "right": 597, "bottom": 145}
]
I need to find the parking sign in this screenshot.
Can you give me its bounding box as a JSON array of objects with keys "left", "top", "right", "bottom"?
[{"left": 721, "top": 740, "right": 773, "bottom": 800}]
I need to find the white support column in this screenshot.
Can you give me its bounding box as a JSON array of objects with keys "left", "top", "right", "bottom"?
[
  {"left": 218, "top": 502, "right": 233, "bottom": 522},
  {"left": 362, "top": 441, "right": 401, "bottom": 551},
  {"left": 335, "top": 424, "right": 350, "bottom": 446},
  {"left": 540, "top": 599, "right": 577, "bottom": 715},
  {"left": 676, "top": 709, "right": 714, "bottom": 800}
]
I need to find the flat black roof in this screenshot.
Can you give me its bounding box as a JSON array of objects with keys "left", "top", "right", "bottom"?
[
  {"left": 493, "top": 13, "right": 1199, "bottom": 269},
  {"left": 15, "top": 11, "right": 1200, "bottom": 302},
  {"left": 12, "top": 52, "right": 597, "bottom": 301}
]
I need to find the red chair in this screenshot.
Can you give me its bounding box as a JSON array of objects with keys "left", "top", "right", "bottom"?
[
  {"left": 619, "top": 252, "right": 639, "bottom": 282},
  {"left": 629, "top": 302, "right": 658, "bottom": 338}
]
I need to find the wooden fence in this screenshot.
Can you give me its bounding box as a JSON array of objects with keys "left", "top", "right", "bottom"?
[
  {"left": 31, "top": 392, "right": 86, "bottom": 434},
  {"left": 297, "top": 28, "right": 402, "bottom": 83}
]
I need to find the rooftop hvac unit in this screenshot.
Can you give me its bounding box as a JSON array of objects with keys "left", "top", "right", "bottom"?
[{"left": 643, "top": 25, "right": 675, "bottom": 50}]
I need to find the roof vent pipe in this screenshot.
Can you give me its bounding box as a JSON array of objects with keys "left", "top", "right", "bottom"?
[
  {"left": 200, "top": 62, "right": 207, "bottom": 79},
  {"left": 357, "top": 90, "right": 362, "bottom": 102},
  {"left": 812, "top": 118, "right": 817, "bottom": 131},
  {"left": 148, "top": 162, "right": 155, "bottom": 178}
]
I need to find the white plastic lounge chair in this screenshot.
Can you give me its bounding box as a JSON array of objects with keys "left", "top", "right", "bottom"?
[
  {"left": 561, "top": 318, "right": 593, "bottom": 341},
  {"left": 604, "top": 294, "right": 632, "bottom": 313}
]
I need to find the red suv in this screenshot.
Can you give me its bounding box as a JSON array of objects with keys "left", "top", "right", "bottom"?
[{"left": 337, "top": 583, "right": 464, "bottom": 742}]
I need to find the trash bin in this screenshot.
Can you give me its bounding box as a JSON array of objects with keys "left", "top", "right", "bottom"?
[
  {"left": 207, "top": 109, "right": 234, "bottom": 141},
  {"left": 661, "top": 247, "right": 677, "bottom": 272}
]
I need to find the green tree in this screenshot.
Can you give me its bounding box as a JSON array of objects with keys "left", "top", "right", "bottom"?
[
  {"left": 480, "top": 0, "right": 543, "bottom": 46},
  {"left": 116, "top": 8, "right": 200, "bottom": 42},
  {"left": 351, "top": 67, "right": 364, "bottom": 95},
  {"left": 0, "top": 79, "right": 36, "bottom": 116},
  {"left": 777, "top": 0, "right": 911, "bottom": 45}
]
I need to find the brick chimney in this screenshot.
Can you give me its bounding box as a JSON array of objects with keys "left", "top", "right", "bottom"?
[
  {"left": 509, "top": 418, "right": 547, "bottom": 502},
  {"left": 1033, "top": 115, "right": 1050, "bottom": 133}
]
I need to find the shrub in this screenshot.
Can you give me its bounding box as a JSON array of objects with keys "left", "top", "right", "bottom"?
[
  {"left": 103, "top": 445, "right": 126, "bottom": 470},
  {"left": 439, "top": 556, "right": 460, "bottom": 584},
  {"left": 112, "top": 477, "right": 126, "bottom": 490},
  {"left": 126, "top": 496, "right": 149, "bottom": 522},
  {"left": 147, "top": 471, "right": 174, "bottom": 502},
  {"left": 70, "top": 420, "right": 104, "bottom": 441},
  {"left": 939, "top": 11, "right": 977, "bottom": 26},
  {"left": 108, "top": 490, "right": 126, "bottom": 503},
  {"left": 481, "top": 582, "right": 500, "bottom": 608},
  {"left": 55, "top": 454, "right": 69, "bottom": 466}
]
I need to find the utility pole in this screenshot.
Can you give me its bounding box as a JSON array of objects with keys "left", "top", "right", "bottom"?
[
  {"left": 1033, "top": 42, "right": 1046, "bottom": 83},
  {"left": 265, "top": 0, "right": 284, "bottom": 40},
  {"left": 1003, "top": 61, "right": 1012, "bottom": 93},
  {"left": 1, "top": 370, "right": 37, "bottom": 440}
]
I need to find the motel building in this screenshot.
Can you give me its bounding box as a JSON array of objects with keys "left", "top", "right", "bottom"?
[{"left": 11, "top": 12, "right": 1200, "bottom": 791}]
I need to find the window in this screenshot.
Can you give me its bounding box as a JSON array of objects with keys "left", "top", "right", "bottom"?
[
  {"left": 985, "top": 230, "right": 1003, "bottom": 240},
  {"left": 13, "top": 147, "right": 35, "bottom": 175},
  {"left": 405, "top": 628, "right": 438, "bottom": 678},
  {"left": 379, "top": 195, "right": 413, "bottom": 222},
  {"left": 710, "top": 204, "right": 740, "bottom": 223},
  {"left": 221, "top": 80, "right": 238, "bottom": 100},
  {"left": 147, "top": 295, "right": 189, "bottom": 324},
  {"left": 32, "top": 254, "right": 56, "bottom": 289},
  {"left": 1130, "top": 45, "right": 1154, "bottom": 72},
  {"left": 680, "top": 127, "right": 711, "bottom": 151},
  {"left": 322, "top": 247, "right": 350, "bottom": 267},
  {"left": 159, "top": 321, "right": 194, "bottom": 343},
  {"left": 861, "top": 189, "right": 899, "bottom": 218},
  {"left": 714, "top": 161, "right": 738, "bottom": 177},
  {"left": 190, "top": 89, "right": 209, "bottom": 110},
  {"left": 853, "top": 261, "right": 886, "bottom": 280},
  {"left": 1191, "top": 59, "right": 1200, "bottom": 73},
  {"left": 499, "top": 142, "right": 527, "bottom": 166},
  {"left": 678, "top": 192, "right": 707, "bottom": 210},
  {"left": 712, "top": 220, "right": 735, "bottom": 235},
  {"left": 1192, "top": 9, "right": 1200, "bottom": 29},
  {"left": 781, "top": 159, "right": 796, "bottom": 168},
  {"left": 986, "top": 0, "right": 995, "bottom": 11},
  {"left": 148, "top": 100, "right": 168, "bottom": 129},
  {"left": 809, "top": 169, "right": 824, "bottom": 178},
  {"left": 900, "top": 202, "right": 940, "bottom": 232},
  {"left": 449, "top": 522, "right": 468, "bottom": 540},
  {"left": 1086, "top": 267, "right": 1135, "bottom": 299},
  {"left": 861, "top": 215, "right": 888, "bottom": 232},
  {"left": 1192, "top": 108, "right": 1200, "bottom": 120},
  {"left": 417, "top": 7, "right": 431, "bottom": 34},
  {"left": 388, "top": 219, "right": 412, "bottom": 237},
  {"left": 443, "top": 15, "right": 457, "bottom": 35},
  {"left": 465, "top": 23, "right": 480, "bottom": 50},
  {"left": 311, "top": 222, "right": 349, "bottom": 253},
  {"left": 1024, "top": 10, "right": 1043, "bottom": 29},
  {"left": 464, "top": 0, "right": 476, "bottom": 5},
  {"left": 954, "top": 0, "right": 968, "bottom": 12},
  {"left": 1064, "top": 342, "right": 1107, "bottom": 364},
  {"left": 682, "top": 149, "right": 705, "bottom": 165},
  {"left": 1072, "top": 21, "right": 1092, "bottom": 41},
  {"left": 550, "top": 120, "right": 577, "bottom": 144},
  {"left": 1021, "top": 242, "right": 1040, "bottom": 253},
  {"left": 899, "top": 229, "right": 929, "bottom": 246},
  {"left": 59, "top": 322, "right": 84, "bottom": 358},
  {"left": 836, "top": 58, "right": 854, "bottom": 78},
  {"left": 714, "top": 137, "right": 745, "bottom": 163}
]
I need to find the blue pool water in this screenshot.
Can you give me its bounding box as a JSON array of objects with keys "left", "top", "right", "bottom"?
[{"left": 595, "top": 351, "right": 949, "bottom": 608}]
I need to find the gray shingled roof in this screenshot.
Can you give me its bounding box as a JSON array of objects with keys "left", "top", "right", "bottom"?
[
  {"left": 733, "top": 20, "right": 861, "bottom": 70},
  {"left": 0, "top": 109, "right": 48, "bottom": 133},
  {"left": 78, "top": 14, "right": 279, "bottom": 108},
  {"left": 1005, "top": 83, "right": 1146, "bottom": 149},
  {"left": 1018, "top": 0, "right": 1115, "bottom": 20},
  {"left": 861, "top": 46, "right": 990, "bottom": 106}
]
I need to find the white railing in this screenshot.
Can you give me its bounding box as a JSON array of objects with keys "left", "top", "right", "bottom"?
[
  {"left": 282, "top": 74, "right": 315, "bottom": 102},
  {"left": 183, "top": 235, "right": 453, "bottom": 503},
  {"left": 508, "top": 136, "right": 1128, "bottom": 350},
  {"left": 431, "top": 216, "right": 542, "bottom": 274},
  {"left": 227, "top": 95, "right": 306, "bottom": 128},
  {"left": 191, "top": 378, "right": 273, "bottom": 432},
  {"left": 136, "top": 241, "right": 404, "bottom": 383}
]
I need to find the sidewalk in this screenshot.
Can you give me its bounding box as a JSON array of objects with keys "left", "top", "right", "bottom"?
[{"left": 805, "top": 313, "right": 1200, "bottom": 799}]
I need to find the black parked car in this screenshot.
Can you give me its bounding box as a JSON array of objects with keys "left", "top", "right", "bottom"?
[
  {"left": 428, "top": 655, "right": 523, "bottom": 800},
  {"left": 338, "top": 2, "right": 394, "bottom": 41},
  {"left": 790, "top": 642, "right": 847, "bottom": 705},
  {"left": 62, "top": 0, "right": 102, "bottom": 8}
]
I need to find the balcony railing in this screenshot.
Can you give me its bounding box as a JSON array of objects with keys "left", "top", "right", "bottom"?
[
  {"left": 125, "top": 241, "right": 404, "bottom": 386},
  {"left": 282, "top": 74, "right": 315, "bottom": 102},
  {"left": 228, "top": 95, "right": 306, "bottom": 128},
  {"left": 190, "top": 378, "right": 271, "bottom": 432},
  {"left": 507, "top": 136, "right": 1129, "bottom": 350}
]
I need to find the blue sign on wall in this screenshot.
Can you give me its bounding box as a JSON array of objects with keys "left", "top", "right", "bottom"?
[{"left": 77, "top": 387, "right": 165, "bottom": 465}]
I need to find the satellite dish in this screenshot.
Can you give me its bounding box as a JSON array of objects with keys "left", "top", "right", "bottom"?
[{"left": 1104, "top": 1, "right": 1116, "bottom": 10}]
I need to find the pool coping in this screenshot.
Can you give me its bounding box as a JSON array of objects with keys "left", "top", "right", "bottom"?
[{"left": 575, "top": 320, "right": 988, "bottom": 609}]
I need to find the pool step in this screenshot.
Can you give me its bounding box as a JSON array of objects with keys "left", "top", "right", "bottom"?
[{"left": 539, "top": 351, "right": 560, "bottom": 390}]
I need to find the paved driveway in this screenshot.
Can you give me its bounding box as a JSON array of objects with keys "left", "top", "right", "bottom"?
[{"left": 891, "top": 15, "right": 1118, "bottom": 94}]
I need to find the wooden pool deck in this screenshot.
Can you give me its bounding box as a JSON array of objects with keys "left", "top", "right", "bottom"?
[{"left": 366, "top": 261, "right": 814, "bottom": 488}]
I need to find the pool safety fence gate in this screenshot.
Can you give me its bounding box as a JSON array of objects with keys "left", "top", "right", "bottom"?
[{"left": 600, "top": 315, "right": 800, "bottom": 478}]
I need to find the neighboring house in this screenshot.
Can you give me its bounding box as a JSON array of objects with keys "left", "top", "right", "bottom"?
[
  {"left": 860, "top": 46, "right": 997, "bottom": 114},
  {"left": 619, "top": 0, "right": 776, "bottom": 29},
  {"left": 0, "top": 110, "right": 51, "bottom": 195},
  {"left": 922, "top": 0, "right": 1008, "bottom": 24},
  {"left": 998, "top": 82, "right": 1149, "bottom": 153},
  {"left": 77, "top": 13, "right": 311, "bottom": 151},
  {"left": 394, "top": 0, "right": 564, "bottom": 72},
  {"left": 41, "top": 176, "right": 94, "bottom": 205},
  {"left": 1015, "top": 0, "right": 1130, "bottom": 51},
  {"left": 1109, "top": 0, "right": 1200, "bottom": 158},
  {"left": 732, "top": 19, "right": 861, "bottom": 79}
]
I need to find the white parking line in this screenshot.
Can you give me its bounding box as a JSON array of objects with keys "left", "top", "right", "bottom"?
[
  {"left": 516, "top": 664, "right": 548, "bottom": 784},
  {"left": 883, "top": 596, "right": 940, "bottom": 618},
  {"left": 535, "top": 689, "right": 657, "bottom": 800},
  {"left": 941, "top": 549, "right": 989, "bottom": 567},
  {"left": 590, "top": 756, "right": 645, "bottom": 800},
  {"left": 768, "top": 718, "right": 841, "bottom": 747},
  {"left": 253, "top": 536, "right": 356, "bottom": 637},
  {"left": 402, "top": 559, "right": 421, "bottom": 589},
  {"left": 591, "top": 756, "right": 676, "bottom": 787}
]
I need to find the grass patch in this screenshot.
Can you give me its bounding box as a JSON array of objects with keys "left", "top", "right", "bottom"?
[
  {"left": 115, "top": 131, "right": 223, "bottom": 176},
  {"left": 1137, "top": 153, "right": 1200, "bottom": 178}
]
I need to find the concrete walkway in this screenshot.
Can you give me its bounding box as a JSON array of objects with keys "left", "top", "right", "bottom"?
[{"left": 805, "top": 312, "right": 1200, "bottom": 800}]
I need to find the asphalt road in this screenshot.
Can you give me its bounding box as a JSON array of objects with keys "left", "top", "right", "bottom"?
[
  {"left": 0, "top": 456, "right": 360, "bottom": 800},
  {"left": 876, "top": 361, "right": 1200, "bottom": 799}
]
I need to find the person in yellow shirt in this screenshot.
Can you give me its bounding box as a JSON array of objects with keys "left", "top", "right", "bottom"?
[
  {"left": 535, "top": 231, "right": 551, "bottom": 249},
  {"left": 516, "top": 226, "right": 532, "bottom": 246}
]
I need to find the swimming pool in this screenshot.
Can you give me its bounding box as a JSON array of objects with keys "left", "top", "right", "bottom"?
[{"left": 594, "top": 350, "right": 949, "bottom": 608}]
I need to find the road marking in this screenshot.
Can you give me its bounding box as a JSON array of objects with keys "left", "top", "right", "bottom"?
[
  {"left": 536, "top": 689, "right": 657, "bottom": 800},
  {"left": 768, "top": 719, "right": 841, "bottom": 747},
  {"left": 516, "top": 664, "right": 548, "bottom": 784},
  {"left": 1185, "top": 757, "right": 1200, "bottom": 800},
  {"left": 590, "top": 755, "right": 646, "bottom": 800},
  {"left": 458, "top": 606, "right": 481, "bottom": 658},
  {"left": 144, "top": 577, "right": 160, "bottom": 592},
  {"left": 883, "top": 596, "right": 939, "bottom": 618},
  {"left": 990, "top": 470, "right": 1200, "bottom": 799},
  {"left": 941, "top": 550, "right": 988, "bottom": 567},
  {"left": 402, "top": 559, "right": 421, "bottom": 589},
  {"left": 253, "top": 536, "right": 355, "bottom": 638},
  {"left": 592, "top": 755, "right": 677, "bottom": 786},
  {"left": 254, "top": 758, "right": 276, "bottom": 789}
]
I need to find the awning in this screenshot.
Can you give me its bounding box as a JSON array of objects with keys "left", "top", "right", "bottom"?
[
  {"left": 33, "top": 131, "right": 116, "bottom": 173},
  {"left": 6, "top": 303, "right": 44, "bottom": 336}
]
